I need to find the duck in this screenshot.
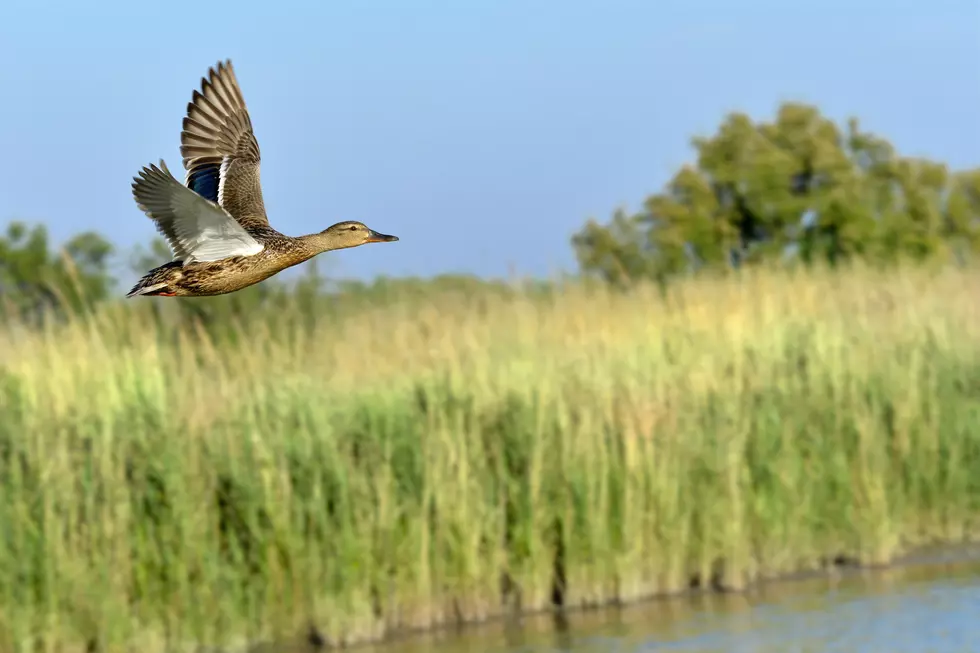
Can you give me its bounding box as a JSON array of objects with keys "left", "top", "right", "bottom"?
[{"left": 127, "top": 60, "right": 398, "bottom": 298}]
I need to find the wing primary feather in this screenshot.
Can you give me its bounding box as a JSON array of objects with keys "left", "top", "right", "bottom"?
[{"left": 179, "top": 60, "right": 270, "bottom": 231}]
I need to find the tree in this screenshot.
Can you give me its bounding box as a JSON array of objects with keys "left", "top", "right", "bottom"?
[
  {"left": 0, "top": 221, "right": 114, "bottom": 320},
  {"left": 572, "top": 102, "right": 980, "bottom": 283}
]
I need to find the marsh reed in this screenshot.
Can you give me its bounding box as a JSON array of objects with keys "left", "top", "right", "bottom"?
[{"left": 1, "top": 263, "right": 978, "bottom": 651}]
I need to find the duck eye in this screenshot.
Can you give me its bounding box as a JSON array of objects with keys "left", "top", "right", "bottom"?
[{"left": 349, "top": 225, "right": 358, "bottom": 231}]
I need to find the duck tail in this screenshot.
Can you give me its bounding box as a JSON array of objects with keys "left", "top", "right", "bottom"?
[{"left": 126, "top": 263, "right": 181, "bottom": 298}]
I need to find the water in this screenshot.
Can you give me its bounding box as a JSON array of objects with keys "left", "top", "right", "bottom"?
[{"left": 345, "top": 554, "right": 980, "bottom": 653}]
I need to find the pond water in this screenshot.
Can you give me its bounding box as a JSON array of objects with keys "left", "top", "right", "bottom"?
[{"left": 341, "top": 551, "right": 980, "bottom": 653}]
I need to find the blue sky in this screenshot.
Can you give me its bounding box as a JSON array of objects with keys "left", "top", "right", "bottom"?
[{"left": 1, "top": 0, "right": 977, "bottom": 283}]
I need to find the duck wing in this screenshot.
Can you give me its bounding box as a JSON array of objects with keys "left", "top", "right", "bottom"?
[
  {"left": 180, "top": 60, "right": 270, "bottom": 232},
  {"left": 132, "top": 160, "right": 265, "bottom": 264}
]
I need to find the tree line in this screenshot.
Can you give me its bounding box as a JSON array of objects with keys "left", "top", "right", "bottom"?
[
  {"left": 2, "top": 101, "right": 978, "bottom": 321},
  {"left": 573, "top": 102, "right": 979, "bottom": 285}
]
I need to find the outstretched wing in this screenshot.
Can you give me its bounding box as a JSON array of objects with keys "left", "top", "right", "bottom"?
[
  {"left": 180, "top": 60, "right": 270, "bottom": 231},
  {"left": 132, "top": 160, "right": 265, "bottom": 264}
]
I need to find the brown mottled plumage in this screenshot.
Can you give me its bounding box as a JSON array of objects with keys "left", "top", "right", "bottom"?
[{"left": 127, "top": 60, "right": 398, "bottom": 298}]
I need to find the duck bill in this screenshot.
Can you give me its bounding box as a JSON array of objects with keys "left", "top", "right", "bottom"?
[{"left": 366, "top": 230, "right": 399, "bottom": 243}]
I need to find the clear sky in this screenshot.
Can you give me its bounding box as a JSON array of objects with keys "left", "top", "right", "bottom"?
[{"left": 1, "top": 0, "right": 977, "bottom": 283}]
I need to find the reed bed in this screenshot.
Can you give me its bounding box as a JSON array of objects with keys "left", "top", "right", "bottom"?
[{"left": 0, "top": 263, "right": 978, "bottom": 652}]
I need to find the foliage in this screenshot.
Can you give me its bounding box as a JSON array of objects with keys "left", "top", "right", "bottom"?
[
  {"left": 0, "top": 264, "right": 979, "bottom": 651},
  {"left": 573, "top": 103, "right": 980, "bottom": 284},
  {"left": 0, "top": 221, "right": 114, "bottom": 320}
]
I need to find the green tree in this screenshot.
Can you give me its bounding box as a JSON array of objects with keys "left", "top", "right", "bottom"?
[
  {"left": 573, "top": 102, "right": 980, "bottom": 283},
  {"left": 0, "top": 221, "right": 114, "bottom": 320}
]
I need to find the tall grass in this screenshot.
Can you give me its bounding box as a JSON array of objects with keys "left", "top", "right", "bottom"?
[{"left": 1, "top": 263, "right": 979, "bottom": 651}]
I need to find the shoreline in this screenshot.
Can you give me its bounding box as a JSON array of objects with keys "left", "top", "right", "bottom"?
[{"left": 252, "top": 540, "right": 980, "bottom": 652}]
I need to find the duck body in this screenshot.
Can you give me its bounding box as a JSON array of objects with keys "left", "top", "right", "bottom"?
[
  {"left": 127, "top": 220, "right": 391, "bottom": 297},
  {"left": 127, "top": 233, "right": 306, "bottom": 297},
  {"left": 127, "top": 60, "right": 398, "bottom": 298}
]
